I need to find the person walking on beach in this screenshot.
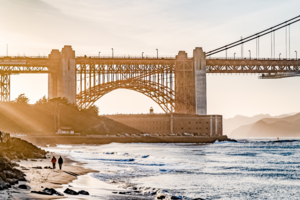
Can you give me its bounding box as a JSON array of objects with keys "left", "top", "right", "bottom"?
[
  {"left": 51, "top": 156, "right": 57, "bottom": 169},
  {"left": 58, "top": 156, "right": 63, "bottom": 170}
]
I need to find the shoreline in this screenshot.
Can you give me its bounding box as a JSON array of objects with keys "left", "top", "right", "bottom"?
[
  {"left": 9, "top": 152, "right": 98, "bottom": 199},
  {"left": 16, "top": 135, "right": 230, "bottom": 147}
]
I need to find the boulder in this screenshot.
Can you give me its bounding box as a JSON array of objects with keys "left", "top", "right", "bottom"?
[
  {"left": 64, "top": 188, "right": 79, "bottom": 195},
  {"left": 0, "top": 172, "right": 6, "bottom": 180},
  {"left": 78, "top": 190, "right": 89, "bottom": 195},
  {"left": 18, "top": 184, "right": 31, "bottom": 190},
  {"left": 156, "top": 195, "right": 166, "bottom": 199},
  {"left": 0, "top": 177, "right": 9, "bottom": 190},
  {"left": 5, "top": 178, "right": 18, "bottom": 185},
  {"left": 3, "top": 170, "right": 16, "bottom": 179},
  {"left": 42, "top": 187, "right": 64, "bottom": 196},
  {"left": 31, "top": 191, "right": 51, "bottom": 195}
]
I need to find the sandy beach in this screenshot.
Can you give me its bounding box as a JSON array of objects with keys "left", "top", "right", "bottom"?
[{"left": 2, "top": 152, "right": 98, "bottom": 200}]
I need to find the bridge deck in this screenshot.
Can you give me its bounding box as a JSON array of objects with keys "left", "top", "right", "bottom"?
[{"left": 0, "top": 57, "right": 299, "bottom": 74}]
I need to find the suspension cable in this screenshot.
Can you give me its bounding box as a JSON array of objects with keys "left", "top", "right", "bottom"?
[{"left": 207, "top": 15, "right": 300, "bottom": 56}]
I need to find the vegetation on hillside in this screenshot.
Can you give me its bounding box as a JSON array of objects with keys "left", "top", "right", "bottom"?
[{"left": 0, "top": 94, "right": 140, "bottom": 135}]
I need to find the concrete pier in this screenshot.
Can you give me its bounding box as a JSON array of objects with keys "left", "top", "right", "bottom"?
[
  {"left": 193, "top": 47, "right": 207, "bottom": 115},
  {"left": 48, "top": 46, "right": 76, "bottom": 103}
]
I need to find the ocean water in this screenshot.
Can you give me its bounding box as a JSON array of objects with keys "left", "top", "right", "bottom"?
[{"left": 46, "top": 139, "right": 300, "bottom": 199}]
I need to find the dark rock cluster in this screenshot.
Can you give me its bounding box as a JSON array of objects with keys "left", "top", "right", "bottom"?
[
  {"left": 64, "top": 188, "right": 89, "bottom": 195},
  {"left": 0, "top": 137, "right": 47, "bottom": 190}
]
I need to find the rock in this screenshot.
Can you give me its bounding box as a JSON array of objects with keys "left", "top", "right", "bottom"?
[
  {"left": 0, "top": 172, "right": 6, "bottom": 180},
  {"left": 43, "top": 188, "right": 64, "bottom": 196},
  {"left": 32, "top": 166, "right": 42, "bottom": 169},
  {"left": 44, "top": 166, "right": 51, "bottom": 169},
  {"left": 156, "top": 195, "right": 166, "bottom": 199},
  {"left": 0, "top": 137, "right": 47, "bottom": 191},
  {"left": 64, "top": 188, "right": 78, "bottom": 195},
  {"left": 119, "top": 191, "right": 126, "bottom": 194},
  {"left": 78, "top": 190, "right": 89, "bottom": 195},
  {"left": 5, "top": 178, "right": 18, "bottom": 185},
  {"left": 18, "top": 184, "right": 31, "bottom": 190},
  {"left": 31, "top": 191, "right": 51, "bottom": 195},
  {"left": 4, "top": 170, "right": 16, "bottom": 179},
  {"left": 0, "top": 177, "right": 9, "bottom": 190}
]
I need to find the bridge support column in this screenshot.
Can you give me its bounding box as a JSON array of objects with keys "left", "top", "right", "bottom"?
[
  {"left": 48, "top": 46, "right": 76, "bottom": 104},
  {"left": 193, "top": 47, "right": 207, "bottom": 115},
  {"left": 0, "top": 74, "right": 10, "bottom": 102}
]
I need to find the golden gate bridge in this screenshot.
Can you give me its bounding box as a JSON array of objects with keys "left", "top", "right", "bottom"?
[{"left": 0, "top": 15, "right": 300, "bottom": 115}]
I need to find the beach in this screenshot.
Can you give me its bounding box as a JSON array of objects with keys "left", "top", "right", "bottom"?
[{"left": 5, "top": 152, "right": 97, "bottom": 199}]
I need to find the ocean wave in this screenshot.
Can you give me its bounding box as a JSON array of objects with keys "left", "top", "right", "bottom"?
[{"left": 86, "top": 158, "right": 135, "bottom": 162}]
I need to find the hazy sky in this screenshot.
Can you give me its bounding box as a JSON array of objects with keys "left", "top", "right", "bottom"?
[{"left": 0, "top": 0, "right": 300, "bottom": 118}]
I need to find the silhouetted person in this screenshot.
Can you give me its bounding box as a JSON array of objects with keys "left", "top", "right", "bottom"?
[
  {"left": 51, "top": 156, "right": 57, "bottom": 169},
  {"left": 58, "top": 156, "right": 63, "bottom": 170}
]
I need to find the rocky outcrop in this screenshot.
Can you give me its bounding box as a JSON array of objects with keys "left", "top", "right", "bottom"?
[
  {"left": 0, "top": 137, "right": 46, "bottom": 160},
  {"left": 0, "top": 137, "right": 47, "bottom": 190},
  {"left": 31, "top": 187, "right": 63, "bottom": 196}
]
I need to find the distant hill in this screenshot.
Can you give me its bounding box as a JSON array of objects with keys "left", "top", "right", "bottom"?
[
  {"left": 224, "top": 114, "right": 272, "bottom": 136},
  {"left": 0, "top": 101, "right": 140, "bottom": 135},
  {"left": 230, "top": 113, "right": 300, "bottom": 138}
]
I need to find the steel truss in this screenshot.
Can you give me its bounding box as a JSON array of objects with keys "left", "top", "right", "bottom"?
[
  {"left": 0, "top": 74, "right": 10, "bottom": 102},
  {"left": 0, "top": 66, "right": 49, "bottom": 74},
  {"left": 206, "top": 59, "right": 300, "bottom": 73},
  {"left": 75, "top": 59, "right": 175, "bottom": 112}
]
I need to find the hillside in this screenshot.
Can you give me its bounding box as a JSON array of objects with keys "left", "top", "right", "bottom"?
[
  {"left": 0, "top": 100, "right": 140, "bottom": 135},
  {"left": 224, "top": 114, "right": 272, "bottom": 136},
  {"left": 231, "top": 113, "right": 300, "bottom": 138}
]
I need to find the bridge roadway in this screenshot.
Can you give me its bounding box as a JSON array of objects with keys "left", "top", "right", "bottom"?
[{"left": 0, "top": 56, "right": 299, "bottom": 74}]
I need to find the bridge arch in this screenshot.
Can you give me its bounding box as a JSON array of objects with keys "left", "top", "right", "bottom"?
[{"left": 76, "top": 79, "right": 175, "bottom": 113}]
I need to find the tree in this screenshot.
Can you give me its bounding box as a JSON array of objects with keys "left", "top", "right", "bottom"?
[
  {"left": 82, "top": 105, "right": 99, "bottom": 116},
  {"left": 49, "top": 97, "right": 70, "bottom": 106},
  {"left": 35, "top": 96, "right": 48, "bottom": 105},
  {"left": 15, "top": 94, "right": 29, "bottom": 104}
]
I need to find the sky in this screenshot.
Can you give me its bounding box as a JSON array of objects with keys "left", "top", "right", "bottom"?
[{"left": 0, "top": 0, "right": 300, "bottom": 118}]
